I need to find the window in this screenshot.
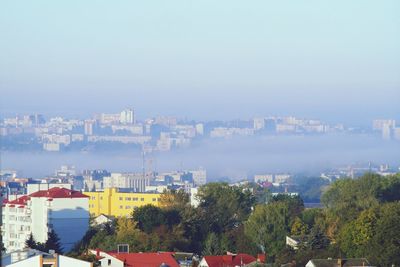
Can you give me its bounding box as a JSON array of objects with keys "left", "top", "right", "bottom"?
[
  {"left": 125, "top": 197, "right": 131, "bottom": 201},
  {"left": 100, "top": 196, "right": 103, "bottom": 200},
  {"left": 133, "top": 197, "right": 138, "bottom": 201},
  {"left": 108, "top": 259, "right": 111, "bottom": 265},
  {"left": 119, "top": 205, "right": 123, "bottom": 209},
  {"left": 157, "top": 198, "right": 161, "bottom": 201},
  {"left": 152, "top": 198, "right": 156, "bottom": 201},
  {"left": 119, "top": 197, "right": 123, "bottom": 201},
  {"left": 125, "top": 206, "right": 131, "bottom": 209},
  {"left": 140, "top": 198, "right": 144, "bottom": 201},
  {"left": 91, "top": 196, "right": 96, "bottom": 200}
]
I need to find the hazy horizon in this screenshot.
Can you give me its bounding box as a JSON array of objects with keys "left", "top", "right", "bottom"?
[{"left": 1, "top": 1, "right": 400, "bottom": 126}]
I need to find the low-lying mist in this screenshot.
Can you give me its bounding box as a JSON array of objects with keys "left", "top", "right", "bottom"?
[{"left": 1, "top": 134, "right": 399, "bottom": 180}]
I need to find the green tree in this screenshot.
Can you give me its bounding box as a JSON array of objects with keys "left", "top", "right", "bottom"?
[
  {"left": 25, "top": 233, "right": 36, "bottom": 249},
  {"left": 290, "top": 217, "right": 308, "bottom": 236},
  {"left": 197, "top": 183, "right": 255, "bottom": 234},
  {"left": 45, "top": 230, "right": 63, "bottom": 253},
  {"left": 132, "top": 204, "right": 165, "bottom": 233},
  {"left": 202, "top": 232, "right": 222, "bottom": 256},
  {"left": 245, "top": 202, "right": 289, "bottom": 259}
]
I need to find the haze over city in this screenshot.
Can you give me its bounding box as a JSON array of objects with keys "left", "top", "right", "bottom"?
[{"left": 1, "top": 0, "right": 399, "bottom": 126}]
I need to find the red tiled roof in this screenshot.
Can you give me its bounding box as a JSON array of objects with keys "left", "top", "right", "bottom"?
[
  {"left": 29, "top": 187, "right": 88, "bottom": 199},
  {"left": 203, "top": 254, "right": 257, "bottom": 267},
  {"left": 108, "top": 252, "right": 180, "bottom": 267},
  {"left": 8, "top": 196, "right": 29, "bottom": 206}
]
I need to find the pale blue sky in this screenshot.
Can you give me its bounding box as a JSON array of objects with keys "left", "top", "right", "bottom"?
[{"left": 1, "top": 0, "right": 399, "bottom": 125}]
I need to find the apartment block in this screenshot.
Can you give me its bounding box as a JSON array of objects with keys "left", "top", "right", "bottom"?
[{"left": 83, "top": 188, "right": 161, "bottom": 217}]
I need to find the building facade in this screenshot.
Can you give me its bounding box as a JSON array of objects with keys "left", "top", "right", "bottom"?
[
  {"left": 83, "top": 188, "right": 161, "bottom": 217},
  {"left": 1, "top": 188, "right": 89, "bottom": 253}
]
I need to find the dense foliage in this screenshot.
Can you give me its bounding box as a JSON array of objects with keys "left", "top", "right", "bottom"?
[
  {"left": 25, "top": 230, "right": 63, "bottom": 254},
  {"left": 70, "top": 174, "right": 400, "bottom": 266}
]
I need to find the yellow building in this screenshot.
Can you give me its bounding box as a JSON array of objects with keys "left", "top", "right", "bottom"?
[{"left": 83, "top": 188, "right": 161, "bottom": 217}]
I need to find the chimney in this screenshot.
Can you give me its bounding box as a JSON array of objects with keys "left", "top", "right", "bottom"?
[{"left": 257, "top": 254, "right": 266, "bottom": 263}]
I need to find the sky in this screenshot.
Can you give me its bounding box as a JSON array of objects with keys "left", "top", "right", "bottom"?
[{"left": 1, "top": 0, "right": 399, "bottom": 126}]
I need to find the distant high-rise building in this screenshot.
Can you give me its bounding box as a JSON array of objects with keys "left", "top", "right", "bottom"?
[
  {"left": 84, "top": 120, "right": 95, "bottom": 135},
  {"left": 190, "top": 168, "right": 207, "bottom": 186},
  {"left": 103, "top": 172, "right": 150, "bottom": 192},
  {"left": 382, "top": 123, "right": 392, "bottom": 140},
  {"left": 195, "top": 123, "right": 204, "bottom": 135},
  {"left": 372, "top": 119, "right": 396, "bottom": 131},
  {"left": 253, "top": 117, "right": 265, "bottom": 130},
  {"left": 120, "top": 108, "right": 135, "bottom": 124}
]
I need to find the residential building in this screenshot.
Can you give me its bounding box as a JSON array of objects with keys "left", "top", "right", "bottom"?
[
  {"left": 253, "top": 117, "right": 265, "bottom": 130},
  {"left": 372, "top": 119, "right": 396, "bottom": 131},
  {"left": 1, "top": 188, "right": 89, "bottom": 253},
  {"left": 103, "top": 173, "right": 150, "bottom": 192},
  {"left": 120, "top": 108, "right": 134, "bottom": 124},
  {"left": 89, "top": 249, "right": 179, "bottom": 267},
  {"left": 26, "top": 183, "right": 72, "bottom": 195},
  {"left": 190, "top": 169, "right": 207, "bottom": 186},
  {"left": 1, "top": 248, "right": 48, "bottom": 267},
  {"left": 84, "top": 120, "right": 95, "bottom": 135},
  {"left": 254, "top": 174, "right": 273, "bottom": 183},
  {"left": 199, "top": 253, "right": 264, "bottom": 267},
  {"left": 83, "top": 188, "right": 161, "bottom": 217}
]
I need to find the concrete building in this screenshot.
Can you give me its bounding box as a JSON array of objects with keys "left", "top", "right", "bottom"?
[
  {"left": 254, "top": 174, "right": 274, "bottom": 183},
  {"left": 372, "top": 119, "right": 396, "bottom": 131},
  {"left": 83, "top": 188, "right": 161, "bottom": 217},
  {"left": 84, "top": 120, "right": 95, "bottom": 135},
  {"left": 1, "top": 188, "right": 89, "bottom": 253},
  {"left": 253, "top": 117, "right": 265, "bottom": 130},
  {"left": 103, "top": 173, "right": 150, "bottom": 192},
  {"left": 120, "top": 109, "right": 134, "bottom": 125},
  {"left": 382, "top": 123, "right": 393, "bottom": 140},
  {"left": 190, "top": 169, "right": 207, "bottom": 186}
]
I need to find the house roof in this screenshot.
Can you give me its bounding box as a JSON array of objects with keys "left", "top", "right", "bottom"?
[
  {"left": 203, "top": 254, "right": 257, "bottom": 267},
  {"left": 308, "top": 258, "right": 373, "bottom": 267},
  {"left": 29, "top": 187, "right": 88, "bottom": 198},
  {"left": 8, "top": 195, "right": 29, "bottom": 206},
  {"left": 108, "top": 252, "right": 180, "bottom": 267}
]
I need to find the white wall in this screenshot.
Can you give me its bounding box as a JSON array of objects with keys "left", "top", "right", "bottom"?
[
  {"left": 59, "top": 255, "right": 92, "bottom": 267},
  {"left": 6, "top": 255, "right": 40, "bottom": 267}
]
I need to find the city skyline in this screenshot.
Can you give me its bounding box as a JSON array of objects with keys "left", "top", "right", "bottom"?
[{"left": 1, "top": 1, "right": 400, "bottom": 126}]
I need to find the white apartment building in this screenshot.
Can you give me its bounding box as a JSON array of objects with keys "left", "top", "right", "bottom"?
[
  {"left": 254, "top": 174, "right": 274, "bottom": 183},
  {"left": 372, "top": 119, "right": 396, "bottom": 131},
  {"left": 120, "top": 108, "right": 135, "bottom": 124},
  {"left": 1, "top": 187, "right": 89, "bottom": 253},
  {"left": 253, "top": 117, "right": 265, "bottom": 130},
  {"left": 103, "top": 173, "right": 150, "bottom": 192},
  {"left": 190, "top": 169, "right": 207, "bottom": 186}
]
